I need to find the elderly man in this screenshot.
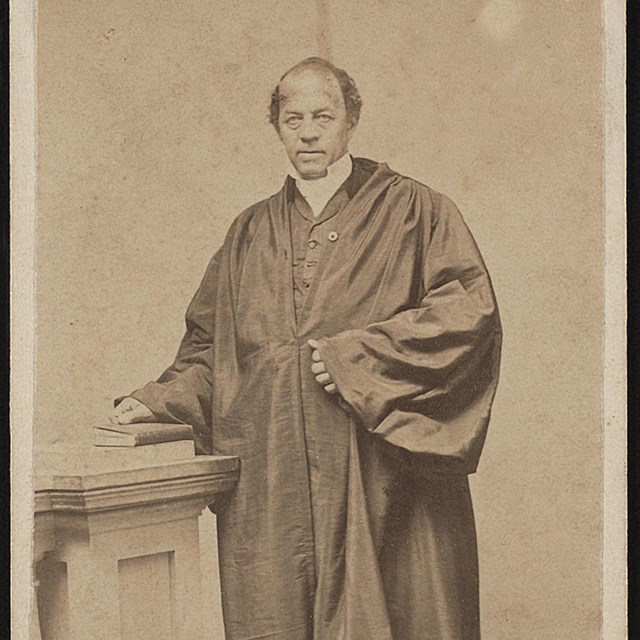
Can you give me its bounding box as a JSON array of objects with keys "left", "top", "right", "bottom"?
[{"left": 111, "top": 57, "right": 502, "bottom": 640}]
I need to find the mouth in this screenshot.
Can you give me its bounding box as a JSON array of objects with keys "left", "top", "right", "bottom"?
[{"left": 297, "top": 150, "right": 325, "bottom": 156}]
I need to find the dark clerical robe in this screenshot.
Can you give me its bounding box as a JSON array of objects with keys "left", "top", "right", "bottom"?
[{"left": 130, "top": 157, "right": 502, "bottom": 640}]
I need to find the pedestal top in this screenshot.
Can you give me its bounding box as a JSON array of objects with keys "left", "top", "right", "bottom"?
[{"left": 35, "top": 440, "right": 240, "bottom": 514}]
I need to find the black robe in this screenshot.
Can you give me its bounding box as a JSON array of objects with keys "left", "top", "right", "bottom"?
[{"left": 131, "top": 158, "right": 502, "bottom": 640}]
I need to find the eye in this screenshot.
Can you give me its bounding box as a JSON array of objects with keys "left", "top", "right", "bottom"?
[
  {"left": 316, "top": 114, "right": 333, "bottom": 124},
  {"left": 285, "top": 116, "right": 301, "bottom": 129}
]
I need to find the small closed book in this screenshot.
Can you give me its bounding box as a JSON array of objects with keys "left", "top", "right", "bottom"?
[
  {"left": 92, "top": 423, "right": 194, "bottom": 447},
  {"left": 97, "top": 439, "right": 196, "bottom": 460}
]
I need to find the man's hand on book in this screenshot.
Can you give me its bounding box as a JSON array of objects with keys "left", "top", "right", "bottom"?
[{"left": 109, "top": 397, "right": 155, "bottom": 425}]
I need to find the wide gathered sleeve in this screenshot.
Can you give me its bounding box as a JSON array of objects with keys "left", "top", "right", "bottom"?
[
  {"left": 127, "top": 253, "right": 219, "bottom": 454},
  {"left": 318, "top": 192, "right": 502, "bottom": 474}
]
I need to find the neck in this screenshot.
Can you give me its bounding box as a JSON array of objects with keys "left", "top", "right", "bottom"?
[{"left": 289, "top": 152, "right": 351, "bottom": 182}]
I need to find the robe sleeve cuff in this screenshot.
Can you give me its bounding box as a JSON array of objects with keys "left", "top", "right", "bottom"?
[
  {"left": 316, "top": 335, "right": 373, "bottom": 429},
  {"left": 124, "top": 381, "right": 183, "bottom": 425}
]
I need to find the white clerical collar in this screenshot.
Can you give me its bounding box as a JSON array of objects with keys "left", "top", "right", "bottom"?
[{"left": 288, "top": 153, "right": 353, "bottom": 218}]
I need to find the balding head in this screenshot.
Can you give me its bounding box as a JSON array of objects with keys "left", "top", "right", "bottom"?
[{"left": 269, "top": 58, "right": 362, "bottom": 133}]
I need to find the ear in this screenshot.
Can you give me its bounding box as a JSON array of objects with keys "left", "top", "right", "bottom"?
[{"left": 346, "top": 122, "right": 357, "bottom": 140}]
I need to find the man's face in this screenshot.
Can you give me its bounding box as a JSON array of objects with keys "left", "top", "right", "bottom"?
[{"left": 277, "top": 68, "right": 354, "bottom": 179}]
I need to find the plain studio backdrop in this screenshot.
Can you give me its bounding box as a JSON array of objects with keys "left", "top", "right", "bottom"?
[{"left": 36, "top": 1, "right": 604, "bottom": 638}]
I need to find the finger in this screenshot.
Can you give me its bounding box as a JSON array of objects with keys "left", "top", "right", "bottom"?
[
  {"left": 315, "top": 372, "right": 332, "bottom": 384},
  {"left": 117, "top": 412, "right": 149, "bottom": 425},
  {"left": 109, "top": 397, "right": 134, "bottom": 421},
  {"left": 311, "top": 361, "right": 327, "bottom": 374},
  {"left": 311, "top": 349, "right": 322, "bottom": 362},
  {"left": 117, "top": 397, "right": 136, "bottom": 413},
  {"left": 107, "top": 406, "right": 128, "bottom": 423},
  {"left": 117, "top": 411, "right": 138, "bottom": 424},
  {"left": 307, "top": 339, "right": 319, "bottom": 349},
  {"left": 324, "top": 383, "right": 338, "bottom": 394},
  {"left": 117, "top": 404, "right": 150, "bottom": 424}
]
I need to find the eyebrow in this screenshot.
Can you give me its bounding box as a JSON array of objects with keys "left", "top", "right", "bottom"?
[{"left": 281, "top": 107, "right": 333, "bottom": 116}]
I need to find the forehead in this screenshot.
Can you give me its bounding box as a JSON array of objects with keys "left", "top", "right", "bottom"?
[{"left": 279, "top": 68, "right": 344, "bottom": 111}]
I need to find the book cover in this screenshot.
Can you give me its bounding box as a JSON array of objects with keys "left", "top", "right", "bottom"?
[
  {"left": 94, "top": 439, "right": 196, "bottom": 459},
  {"left": 92, "top": 423, "right": 194, "bottom": 447}
]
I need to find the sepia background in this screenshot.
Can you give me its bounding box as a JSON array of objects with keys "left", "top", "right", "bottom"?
[{"left": 36, "top": 0, "right": 604, "bottom": 638}]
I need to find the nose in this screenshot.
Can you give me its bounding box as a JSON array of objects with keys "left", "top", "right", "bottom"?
[{"left": 299, "top": 118, "right": 320, "bottom": 143}]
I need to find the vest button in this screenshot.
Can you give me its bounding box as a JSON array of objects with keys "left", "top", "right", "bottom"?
[{"left": 328, "top": 231, "right": 339, "bottom": 242}]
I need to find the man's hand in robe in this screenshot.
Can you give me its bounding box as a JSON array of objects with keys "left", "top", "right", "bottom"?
[
  {"left": 108, "top": 397, "right": 156, "bottom": 424},
  {"left": 308, "top": 339, "right": 339, "bottom": 395}
]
